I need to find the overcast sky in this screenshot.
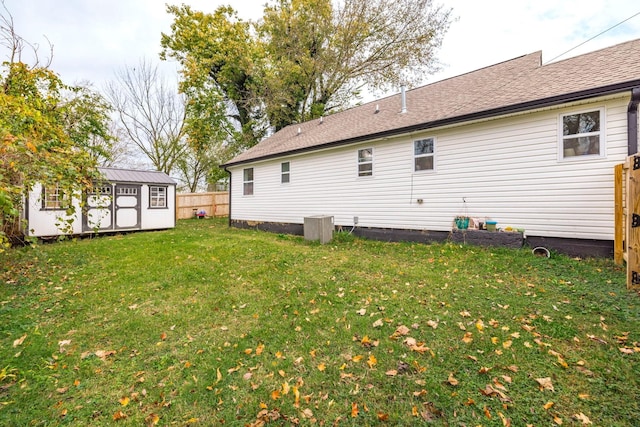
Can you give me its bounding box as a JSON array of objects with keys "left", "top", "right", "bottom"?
[{"left": 4, "top": 0, "right": 640, "bottom": 100}]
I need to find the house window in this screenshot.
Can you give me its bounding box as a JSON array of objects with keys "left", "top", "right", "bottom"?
[
  {"left": 243, "top": 168, "right": 254, "bottom": 195},
  {"left": 560, "top": 109, "right": 603, "bottom": 159},
  {"left": 42, "top": 185, "right": 69, "bottom": 210},
  {"left": 281, "top": 162, "right": 290, "bottom": 183},
  {"left": 149, "top": 186, "right": 167, "bottom": 208},
  {"left": 414, "top": 138, "right": 435, "bottom": 171},
  {"left": 358, "top": 148, "right": 373, "bottom": 176}
]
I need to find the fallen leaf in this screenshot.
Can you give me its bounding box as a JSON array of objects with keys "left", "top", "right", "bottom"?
[
  {"left": 386, "top": 369, "right": 397, "bottom": 376},
  {"left": 58, "top": 339, "right": 71, "bottom": 353},
  {"left": 317, "top": 363, "right": 326, "bottom": 371},
  {"left": 544, "top": 401, "right": 555, "bottom": 410},
  {"left": 113, "top": 410, "right": 127, "bottom": 420},
  {"left": 160, "top": 332, "right": 167, "bottom": 341},
  {"left": 356, "top": 308, "right": 366, "bottom": 316},
  {"left": 119, "top": 396, "right": 130, "bottom": 406},
  {"left": 271, "top": 390, "right": 281, "bottom": 400},
  {"left": 301, "top": 408, "right": 313, "bottom": 419},
  {"left": 573, "top": 413, "right": 592, "bottom": 425},
  {"left": 352, "top": 355, "right": 363, "bottom": 362},
  {"left": 462, "top": 332, "right": 473, "bottom": 344},
  {"left": 479, "top": 384, "right": 512, "bottom": 402},
  {"left": 13, "top": 334, "right": 27, "bottom": 348},
  {"left": 426, "top": 320, "right": 438, "bottom": 329},
  {"left": 535, "top": 377, "right": 555, "bottom": 392},
  {"left": 476, "top": 319, "right": 485, "bottom": 333},
  {"left": 446, "top": 373, "right": 459, "bottom": 386},
  {"left": 483, "top": 406, "right": 492, "bottom": 419},
  {"left": 256, "top": 343, "right": 265, "bottom": 355},
  {"left": 351, "top": 402, "right": 358, "bottom": 417},
  {"left": 553, "top": 415, "right": 563, "bottom": 425},
  {"left": 393, "top": 325, "right": 410, "bottom": 337},
  {"left": 373, "top": 318, "right": 384, "bottom": 328},
  {"left": 56, "top": 387, "right": 68, "bottom": 394},
  {"left": 420, "top": 402, "right": 443, "bottom": 421},
  {"left": 377, "top": 412, "right": 389, "bottom": 421},
  {"left": 367, "top": 354, "right": 377, "bottom": 368},
  {"left": 460, "top": 310, "right": 471, "bottom": 317},
  {"left": 95, "top": 350, "right": 116, "bottom": 360},
  {"left": 498, "top": 411, "right": 511, "bottom": 426}
]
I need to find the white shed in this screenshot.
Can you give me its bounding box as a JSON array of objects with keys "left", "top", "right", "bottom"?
[
  {"left": 24, "top": 167, "right": 176, "bottom": 238},
  {"left": 222, "top": 38, "right": 640, "bottom": 257}
]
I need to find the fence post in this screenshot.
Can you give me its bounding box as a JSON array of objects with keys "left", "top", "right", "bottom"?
[
  {"left": 614, "top": 163, "right": 624, "bottom": 265},
  {"left": 627, "top": 155, "right": 640, "bottom": 290}
]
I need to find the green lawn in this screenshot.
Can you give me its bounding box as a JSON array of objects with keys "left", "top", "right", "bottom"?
[{"left": 1, "top": 218, "right": 638, "bottom": 426}]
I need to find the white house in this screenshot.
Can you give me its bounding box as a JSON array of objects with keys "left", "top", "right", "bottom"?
[
  {"left": 222, "top": 38, "right": 640, "bottom": 257},
  {"left": 24, "top": 167, "right": 176, "bottom": 238}
]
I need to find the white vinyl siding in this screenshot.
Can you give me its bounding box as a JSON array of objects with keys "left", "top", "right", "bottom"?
[{"left": 229, "top": 95, "right": 630, "bottom": 241}]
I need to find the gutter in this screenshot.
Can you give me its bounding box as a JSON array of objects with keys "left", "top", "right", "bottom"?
[
  {"left": 224, "top": 166, "right": 232, "bottom": 227},
  {"left": 628, "top": 86, "right": 640, "bottom": 155},
  {"left": 222, "top": 80, "right": 640, "bottom": 168}
]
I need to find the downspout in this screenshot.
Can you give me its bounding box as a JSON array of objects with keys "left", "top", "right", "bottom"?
[
  {"left": 628, "top": 87, "right": 640, "bottom": 155},
  {"left": 224, "top": 166, "right": 232, "bottom": 228}
]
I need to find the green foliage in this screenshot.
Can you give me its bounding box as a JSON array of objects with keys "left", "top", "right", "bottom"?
[
  {"left": 160, "top": 0, "right": 453, "bottom": 154},
  {"left": 0, "top": 61, "right": 112, "bottom": 246},
  {"left": 0, "top": 219, "right": 637, "bottom": 425}
]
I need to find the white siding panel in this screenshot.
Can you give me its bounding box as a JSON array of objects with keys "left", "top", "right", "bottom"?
[{"left": 231, "top": 96, "right": 631, "bottom": 241}]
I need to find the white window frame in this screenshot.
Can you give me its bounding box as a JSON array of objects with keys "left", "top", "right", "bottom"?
[
  {"left": 281, "top": 162, "right": 290, "bottom": 184},
  {"left": 358, "top": 147, "right": 373, "bottom": 177},
  {"left": 558, "top": 108, "right": 605, "bottom": 161},
  {"left": 413, "top": 137, "right": 435, "bottom": 172},
  {"left": 149, "top": 186, "right": 167, "bottom": 208},
  {"left": 243, "top": 168, "right": 254, "bottom": 196}
]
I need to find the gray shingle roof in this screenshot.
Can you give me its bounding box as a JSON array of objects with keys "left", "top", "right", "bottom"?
[
  {"left": 224, "top": 38, "right": 640, "bottom": 167},
  {"left": 98, "top": 167, "right": 176, "bottom": 185}
]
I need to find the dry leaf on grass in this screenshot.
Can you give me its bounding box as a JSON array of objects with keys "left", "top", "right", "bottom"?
[{"left": 535, "top": 377, "right": 555, "bottom": 392}]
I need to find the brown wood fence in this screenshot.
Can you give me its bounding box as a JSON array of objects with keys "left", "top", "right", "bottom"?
[
  {"left": 614, "top": 156, "right": 640, "bottom": 290},
  {"left": 176, "top": 192, "right": 229, "bottom": 219}
]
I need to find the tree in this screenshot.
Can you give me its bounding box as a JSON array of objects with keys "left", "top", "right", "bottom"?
[
  {"left": 160, "top": 5, "right": 263, "bottom": 152},
  {"left": 160, "top": 0, "right": 452, "bottom": 146},
  {"left": 0, "top": 36, "right": 112, "bottom": 245},
  {"left": 105, "top": 59, "right": 187, "bottom": 176}
]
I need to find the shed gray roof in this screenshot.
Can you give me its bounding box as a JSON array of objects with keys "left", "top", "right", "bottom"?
[
  {"left": 98, "top": 167, "right": 176, "bottom": 185},
  {"left": 224, "top": 38, "right": 640, "bottom": 167}
]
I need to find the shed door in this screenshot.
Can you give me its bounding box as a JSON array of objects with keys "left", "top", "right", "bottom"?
[
  {"left": 83, "top": 185, "right": 114, "bottom": 232},
  {"left": 115, "top": 184, "right": 141, "bottom": 229}
]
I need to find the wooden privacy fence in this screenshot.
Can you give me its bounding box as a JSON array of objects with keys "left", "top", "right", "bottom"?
[
  {"left": 176, "top": 192, "right": 229, "bottom": 219},
  {"left": 614, "top": 156, "right": 640, "bottom": 290}
]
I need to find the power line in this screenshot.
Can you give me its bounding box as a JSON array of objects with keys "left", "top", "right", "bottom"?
[{"left": 544, "top": 10, "right": 640, "bottom": 64}]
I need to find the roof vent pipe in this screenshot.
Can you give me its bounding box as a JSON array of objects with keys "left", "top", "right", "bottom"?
[
  {"left": 375, "top": 104, "right": 379, "bottom": 114},
  {"left": 400, "top": 85, "right": 407, "bottom": 113},
  {"left": 297, "top": 127, "right": 301, "bottom": 135}
]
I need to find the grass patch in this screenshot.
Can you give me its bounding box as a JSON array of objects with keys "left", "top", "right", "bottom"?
[{"left": 1, "top": 218, "right": 639, "bottom": 425}]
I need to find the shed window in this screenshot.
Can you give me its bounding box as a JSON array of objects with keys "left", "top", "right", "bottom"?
[
  {"left": 281, "top": 162, "right": 290, "bottom": 183},
  {"left": 414, "top": 138, "right": 435, "bottom": 171},
  {"left": 358, "top": 148, "right": 373, "bottom": 176},
  {"left": 149, "top": 186, "right": 167, "bottom": 208},
  {"left": 42, "top": 185, "right": 69, "bottom": 210},
  {"left": 243, "top": 168, "right": 254, "bottom": 195},
  {"left": 560, "top": 109, "right": 603, "bottom": 159}
]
